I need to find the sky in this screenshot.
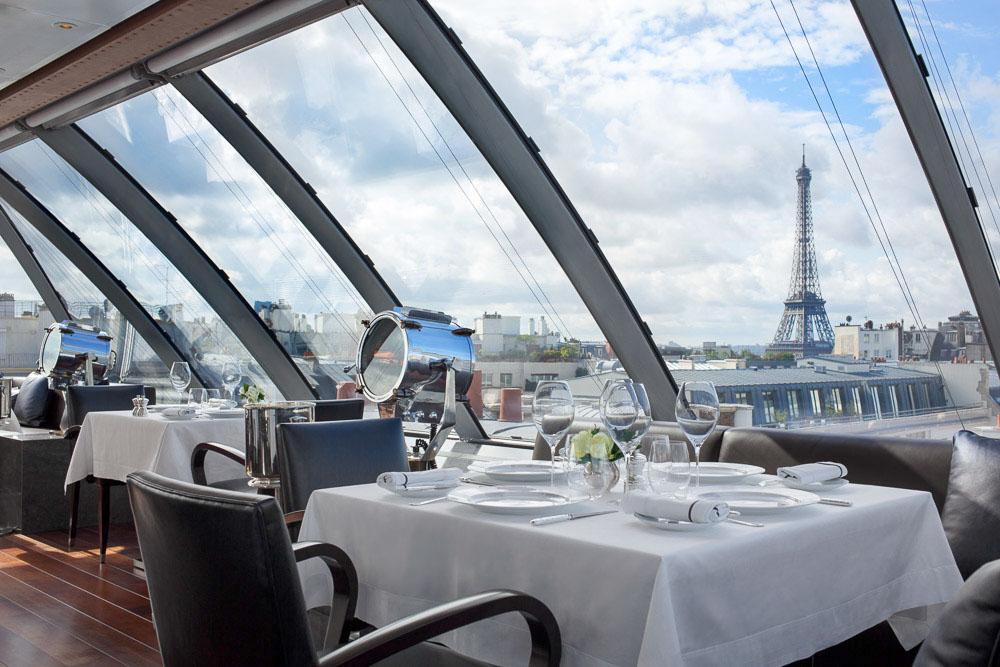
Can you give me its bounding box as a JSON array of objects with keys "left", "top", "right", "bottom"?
[{"left": 1, "top": 0, "right": 998, "bottom": 349}]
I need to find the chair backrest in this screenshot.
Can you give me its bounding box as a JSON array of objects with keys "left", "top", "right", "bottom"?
[
  {"left": 718, "top": 427, "right": 954, "bottom": 511},
  {"left": 126, "top": 471, "right": 315, "bottom": 667},
  {"left": 312, "top": 398, "right": 365, "bottom": 423},
  {"left": 914, "top": 558, "right": 1000, "bottom": 667},
  {"left": 66, "top": 384, "right": 145, "bottom": 427},
  {"left": 941, "top": 430, "right": 1000, "bottom": 579},
  {"left": 278, "top": 418, "right": 408, "bottom": 512}
]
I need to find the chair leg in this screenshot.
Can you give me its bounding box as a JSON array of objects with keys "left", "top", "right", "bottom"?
[
  {"left": 67, "top": 481, "right": 80, "bottom": 549},
  {"left": 97, "top": 479, "right": 110, "bottom": 564}
]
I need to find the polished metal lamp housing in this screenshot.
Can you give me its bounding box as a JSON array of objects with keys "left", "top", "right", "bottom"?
[{"left": 38, "top": 320, "right": 115, "bottom": 386}]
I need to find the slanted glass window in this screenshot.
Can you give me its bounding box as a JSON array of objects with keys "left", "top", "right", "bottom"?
[
  {"left": 787, "top": 390, "right": 800, "bottom": 418},
  {"left": 0, "top": 217, "right": 50, "bottom": 373},
  {"left": 1, "top": 201, "right": 174, "bottom": 395},
  {"left": 762, "top": 390, "right": 777, "bottom": 423},
  {"left": 0, "top": 141, "right": 277, "bottom": 399},
  {"left": 206, "top": 5, "right": 624, "bottom": 429},
  {"left": 78, "top": 88, "right": 372, "bottom": 398},
  {"left": 435, "top": 0, "right": 997, "bottom": 438},
  {"left": 810, "top": 389, "right": 823, "bottom": 416}
]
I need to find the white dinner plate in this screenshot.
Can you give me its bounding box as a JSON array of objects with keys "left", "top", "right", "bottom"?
[
  {"left": 203, "top": 408, "right": 244, "bottom": 419},
  {"left": 148, "top": 403, "right": 189, "bottom": 412},
  {"left": 780, "top": 477, "right": 850, "bottom": 492},
  {"left": 692, "top": 487, "right": 819, "bottom": 514},
  {"left": 633, "top": 512, "right": 719, "bottom": 531},
  {"left": 692, "top": 462, "right": 766, "bottom": 484},
  {"left": 160, "top": 413, "right": 197, "bottom": 421},
  {"left": 477, "top": 461, "right": 566, "bottom": 483},
  {"left": 447, "top": 486, "right": 587, "bottom": 515}
]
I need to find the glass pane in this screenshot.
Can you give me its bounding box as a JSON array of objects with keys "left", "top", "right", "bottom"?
[
  {"left": 0, "top": 141, "right": 278, "bottom": 401},
  {"left": 0, "top": 216, "right": 48, "bottom": 374},
  {"left": 77, "top": 87, "right": 372, "bottom": 398},
  {"left": 1, "top": 200, "right": 175, "bottom": 395},
  {"left": 430, "top": 0, "right": 995, "bottom": 438},
  {"left": 206, "top": 6, "right": 623, "bottom": 437}
]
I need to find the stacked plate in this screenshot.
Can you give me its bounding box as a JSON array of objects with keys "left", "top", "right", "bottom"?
[
  {"left": 469, "top": 460, "right": 565, "bottom": 484},
  {"left": 447, "top": 486, "right": 587, "bottom": 515}
]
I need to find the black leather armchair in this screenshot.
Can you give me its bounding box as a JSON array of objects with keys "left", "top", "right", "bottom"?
[
  {"left": 126, "top": 471, "right": 561, "bottom": 666},
  {"left": 64, "top": 383, "right": 144, "bottom": 560},
  {"left": 278, "top": 418, "right": 409, "bottom": 514}
]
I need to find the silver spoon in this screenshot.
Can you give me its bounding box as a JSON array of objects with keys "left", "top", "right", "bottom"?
[{"left": 726, "top": 517, "right": 765, "bottom": 527}]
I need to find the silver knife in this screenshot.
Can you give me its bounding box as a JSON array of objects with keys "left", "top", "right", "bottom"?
[
  {"left": 818, "top": 498, "right": 852, "bottom": 507},
  {"left": 531, "top": 510, "right": 617, "bottom": 526}
]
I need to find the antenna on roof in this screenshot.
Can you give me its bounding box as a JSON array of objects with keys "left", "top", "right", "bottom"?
[{"left": 801, "top": 143, "right": 806, "bottom": 167}]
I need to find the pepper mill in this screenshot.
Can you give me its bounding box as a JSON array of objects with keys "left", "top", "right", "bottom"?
[{"left": 131, "top": 395, "right": 149, "bottom": 417}]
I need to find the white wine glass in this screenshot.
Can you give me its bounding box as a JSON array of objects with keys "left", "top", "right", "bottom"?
[
  {"left": 221, "top": 361, "right": 243, "bottom": 404},
  {"left": 169, "top": 362, "right": 192, "bottom": 398},
  {"left": 532, "top": 381, "right": 575, "bottom": 487},
  {"left": 600, "top": 379, "right": 640, "bottom": 496},
  {"left": 674, "top": 381, "right": 719, "bottom": 488}
]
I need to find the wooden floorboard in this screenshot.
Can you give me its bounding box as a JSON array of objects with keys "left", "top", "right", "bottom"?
[{"left": 0, "top": 525, "right": 160, "bottom": 667}]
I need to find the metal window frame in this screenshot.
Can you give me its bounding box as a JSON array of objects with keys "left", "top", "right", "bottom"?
[
  {"left": 35, "top": 125, "right": 316, "bottom": 399},
  {"left": 0, "top": 202, "right": 72, "bottom": 322},
  {"left": 363, "top": 0, "right": 678, "bottom": 418},
  {"left": 0, "top": 168, "right": 205, "bottom": 386},
  {"left": 852, "top": 0, "right": 1000, "bottom": 364},
  {"left": 169, "top": 70, "right": 399, "bottom": 313}
]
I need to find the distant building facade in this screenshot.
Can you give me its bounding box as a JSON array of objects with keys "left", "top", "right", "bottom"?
[{"left": 833, "top": 322, "right": 901, "bottom": 361}]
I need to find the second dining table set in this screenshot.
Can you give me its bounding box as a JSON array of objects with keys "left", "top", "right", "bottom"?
[{"left": 293, "top": 379, "right": 962, "bottom": 666}]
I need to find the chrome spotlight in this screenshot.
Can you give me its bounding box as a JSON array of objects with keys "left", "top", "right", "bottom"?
[{"left": 39, "top": 321, "right": 115, "bottom": 387}]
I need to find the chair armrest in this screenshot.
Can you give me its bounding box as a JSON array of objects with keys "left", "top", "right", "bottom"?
[
  {"left": 293, "top": 541, "right": 359, "bottom": 650},
  {"left": 284, "top": 510, "right": 305, "bottom": 541},
  {"left": 63, "top": 425, "right": 82, "bottom": 441},
  {"left": 191, "top": 442, "right": 245, "bottom": 486},
  {"left": 317, "top": 589, "right": 560, "bottom": 667}
]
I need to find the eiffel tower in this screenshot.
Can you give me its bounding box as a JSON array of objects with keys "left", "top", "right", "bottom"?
[{"left": 766, "top": 148, "right": 835, "bottom": 358}]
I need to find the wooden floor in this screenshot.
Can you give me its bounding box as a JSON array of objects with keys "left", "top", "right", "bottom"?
[{"left": 0, "top": 525, "right": 160, "bottom": 666}]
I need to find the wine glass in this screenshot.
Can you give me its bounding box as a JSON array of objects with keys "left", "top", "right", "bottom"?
[
  {"left": 566, "top": 436, "right": 617, "bottom": 501},
  {"left": 648, "top": 437, "right": 691, "bottom": 498},
  {"left": 600, "top": 379, "right": 637, "bottom": 496},
  {"left": 169, "top": 362, "right": 192, "bottom": 399},
  {"left": 532, "top": 381, "right": 575, "bottom": 487},
  {"left": 674, "top": 381, "right": 719, "bottom": 488},
  {"left": 221, "top": 361, "right": 243, "bottom": 403}
]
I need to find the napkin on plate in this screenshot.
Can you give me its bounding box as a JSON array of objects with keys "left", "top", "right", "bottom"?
[
  {"left": 160, "top": 406, "right": 196, "bottom": 418},
  {"left": 622, "top": 491, "right": 730, "bottom": 524},
  {"left": 776, "top": 461, "right": 847, "bottom": 485},
  {"left": 376, "top": 468, "right": 463, "bottom": 492}
]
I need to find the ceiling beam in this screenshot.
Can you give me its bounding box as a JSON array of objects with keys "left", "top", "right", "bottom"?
[
  {"left": 37, "top": 124, "right": 316, "bottom": 399},
  {"left": 0, "top": 168, "right": 203, "bottom": 386},
  {"left": 364, "top": 0, "right": 679, "bottom": 418},
  {"left": 170, "top": 70, "right": 399, "bottom": 313},
  {"left": 0, "top": 202, "right": 72, "bottom": 322},
  {"left": 0, "top": 0, "right": 264, "bottom": 128},
  {"left": 853, "top": 0, "right": 1000, "bottom": 368}
]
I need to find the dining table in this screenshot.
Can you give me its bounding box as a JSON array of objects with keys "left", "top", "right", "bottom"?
[
  {"left": 296, "top": 479, "right": 963, "bottom": 667},
  {"left": 64, "top": 410, "right": 246, "bottom": 489}
]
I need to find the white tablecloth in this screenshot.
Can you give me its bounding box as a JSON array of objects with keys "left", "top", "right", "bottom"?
[
  {"left": 65, "top": 411, "right": 245, "bottom": 488},
  {"left": 298, "top": 483, "right": 962, "bottom": 667}
]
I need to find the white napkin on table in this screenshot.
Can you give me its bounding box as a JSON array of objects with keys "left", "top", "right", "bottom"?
[
  {"left": 777, "top": 462, "right": 847, "bottom": 485},
  {"left": 159, "top": 406, "right": 196, "bottom": 418},
  {"left": 376, "top": 468, "right": 463, "bottom": 492},
  {"left": 622, "top": 491, "right": 730, "bottom": 524}
]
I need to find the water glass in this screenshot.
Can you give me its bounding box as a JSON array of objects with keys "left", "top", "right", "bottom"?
[
  {"left": 648, "top": 437, "right": 691, "bottom": 498},
  {"left": 565, "top": 437, "right": 617, "bottom": 501},
  {"left": 189, "top": 388, "right": 207, "bottom": 407},
  {"left": 221, "top": 361, "right": 243, "bottom": 402}
]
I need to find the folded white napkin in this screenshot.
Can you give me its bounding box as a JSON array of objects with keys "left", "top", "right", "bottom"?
[
  {"left": 777, "top": 461, "right": 847, "bottom": 485},
  {"left": 376, "top": 468, "right": 463, "bottom": 492},
  {"left": 622, "top": 491, "right": 730, "bottom": 524},
  {"left": 160, "top": 406, "right": 196, "bottom": 418}
]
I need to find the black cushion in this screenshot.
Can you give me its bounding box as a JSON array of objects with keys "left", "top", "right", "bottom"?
[
  {"left": 65, "top": 384, "right": 144, "bottom": 427},
  {"left": 941, "top": 430, "right": 1000, "bottom": 579},
  {"left": 914, "top": 558, "right": 1000, "bottom": 666},
  {"left": 278, "top": 418, "right": 408, "bottom": 513},
  {"left": 127, "top": 472, "right": 315, "bottom": 667},
  {"left": 12, "top": 374, "right": 52, "bottom": 427},
  {"left": 313, "top": 398, "right": 365, "bottom": 423}
]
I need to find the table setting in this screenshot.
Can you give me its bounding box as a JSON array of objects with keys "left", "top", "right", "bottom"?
[{"left": 296, "top": 378, "right": 963, "bottom": 666}]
